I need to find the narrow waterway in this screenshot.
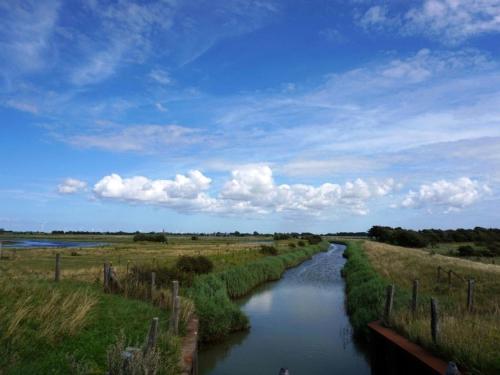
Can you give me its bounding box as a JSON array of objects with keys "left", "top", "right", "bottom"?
[{"left": 199, "top": 243, "right": 371, "bottom": 375}]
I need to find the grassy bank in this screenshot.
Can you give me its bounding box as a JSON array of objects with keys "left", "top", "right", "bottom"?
[
  {"left": 189, "top": 242, "right": 329, "bottom": 342},
  {"left": 342, "top": 239, "right": 500, "bottom": 375},
  {"left": 0, "top": 278, "right": 179, "bottom": 374}
]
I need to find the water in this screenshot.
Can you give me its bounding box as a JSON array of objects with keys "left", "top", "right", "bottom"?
[
  {"left": 1, "top": 239, "right": 107, "bottom": 249},
  {"left": 199, "top": 244, "right": 371, "bottom": 375}
]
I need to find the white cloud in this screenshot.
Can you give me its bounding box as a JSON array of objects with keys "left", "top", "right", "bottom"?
[
  {"left": 401, "top": 177, "right": 491, "bottom": 212},
  {"left": 4, "top": 100, "right": 39, "bottom": 114},
  {"left": 404, "top": 0, "right": 500, "bottom": 43},
  {"left": 357, "top": 1, "right": 500, "bottom": 44},
  {"left": 57, "top": 178, "right": 87, "bottom": 194},
  {"left": 65, "top": 124, "right": 202, "bottom": 152},
  {"left": 93, "top": 171, "right": 216, "bottom": 212},
  {"left": 91, "top": 166, "right": 398, "bottom": 217},
  {"left": 155, "top": 102, "right": 168, "bottom": 112},
  {"left": 149, "top": 69, "right": 172, "bottom": 85}
]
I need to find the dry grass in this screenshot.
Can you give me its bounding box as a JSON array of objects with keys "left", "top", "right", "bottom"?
[
  {"left": 0, "top": 279, "right": 97, "bottom": 344},
  {"left": 363, "top": 240, "right": 500, "bottom": 374}
]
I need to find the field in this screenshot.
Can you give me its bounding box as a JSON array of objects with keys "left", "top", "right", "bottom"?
[
  {"left": 0, "top": 233, "right": 320, "bottom": 374},
  {"left": 343, "top": 239, "right": 500, "bottom": 375}
]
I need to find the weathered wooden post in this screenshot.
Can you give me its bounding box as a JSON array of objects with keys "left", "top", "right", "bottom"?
[
  {"left": 384, "top": 284, "right": 395, "bottom": 324},
  {"left": 144, "top": 317, "right": 159, "bottom": 354},
  {"left": 126, "top": 260, "right": 130, "bottom": 274},
  {"left": 431, "top": 298, "right": 439, "bottom": 344},
  {"left": 55, "top": 253, "right": 61, "bottom": 282},
  {"left": 170, "top": 280, "right": 180, "bottom": 333},
  {"left": 412, "top": 279, "right": 419, "bottom": 314},
  {"left": 103, "top": 262, "right": 110, "bottom": 292},
  {"left": 447, "top": 270, "right": 452, "bottom": 287},
  {"left": 151, "top": 272, "right": 156, "bottom": 300},
  {"left": 173, "top": 296, "right": 180, "bottom": 335},
  {"left": 0, "top": 241, "right": 3, "bottom": 260},
  {"left": 467, "top": 279, "right": 475, "bottom": 312}
]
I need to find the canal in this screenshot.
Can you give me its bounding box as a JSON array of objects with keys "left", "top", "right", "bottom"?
[{"left": 199, "top": 243, "right": 371, "bottom": 375}]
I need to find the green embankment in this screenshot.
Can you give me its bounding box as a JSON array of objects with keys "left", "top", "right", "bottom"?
[
  {"left": 189, "top": 242, "right": 329, "bottom": 342},
  {"left": 0, "top": 279, "right": 179, "bottom": 374}
]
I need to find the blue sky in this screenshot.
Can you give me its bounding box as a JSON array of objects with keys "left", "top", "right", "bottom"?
[{"left": 1, "top": 0, "right": 500, "bottom": 233}]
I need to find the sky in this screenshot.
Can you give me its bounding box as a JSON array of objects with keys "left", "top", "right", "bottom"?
[{"left": 1, "top": 0, "right": 500, "bottom": 233}]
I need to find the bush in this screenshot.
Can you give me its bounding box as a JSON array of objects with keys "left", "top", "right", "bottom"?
[
  {"left": 298, "top": 240, "right": 305, "bottom": 247},
  {"left": 303, "top": 235, "right": 322, "bottom": 245},
  {"left": 288, "top": 243, "right": 296, "bottom": 248},
  {"left": 458, "top": 245, "right": 475, "bottom": 257},
  {"left": 133, "top": 233, "right": 168, "bottom": 243},
  {"left": 260, "top": 245, "right": 278, "bottom": 256},
  {"left": 191, "top": 236, "right": 198, "bottom": 241},
  {"left": 175, "top": 256, "right": 213, "bottom": 275}
]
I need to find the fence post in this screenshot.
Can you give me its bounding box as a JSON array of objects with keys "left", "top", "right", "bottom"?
[
  {"left": 103, "top": 262, "right": 110, "bottom": 292},
  {"left": 55, "top": 253, "right": 61, "bottom": 282},
  {"left": 412, "top": 279, "right": 419, "bottom": 314},
  {"left": 173, "top": 296, "right": 180, "bottom": 335},
  {"left": 384, "top": 284, "right": 395, "bottom": 324},
  {"left": 431, "top": 298, "right": 439, "bottom": 344},
  {"left": 448, "top": 270, "right": 452, "bottom": 287},
  {"left": 127, "top": 260, "right": 130, "bottom": 274},
  {"left": 151, "top": 272, "right": 156, "bottom": 300},
  {"left": 144, "top": 317, "right": 159, "bottom": 355},
  {"left": 467, "top": 279, "right": 475, "bottom": 312},
  {"left": 437, "top": 266, "right": 441, "bottom": 282},
  {"left": 0, "top": 241, "right": 2, "bottom": 259},
  {"left": 170, "top": 280, "right": 179, "bottom": 332}
]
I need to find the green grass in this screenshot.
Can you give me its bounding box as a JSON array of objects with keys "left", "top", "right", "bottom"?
[
  {"left": 0, "top": 278, "right": 179, "bottom": 374},
  {"left": 189, "top": 242, "right": 330, "bottom": 342},
  {"left": 343, "top": 239, "right": 500, "bottom": 375}
]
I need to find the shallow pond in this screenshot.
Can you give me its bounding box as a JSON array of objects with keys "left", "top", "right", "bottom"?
[{"left": 0, "top": 239, "right": 107, "bottom": 249}]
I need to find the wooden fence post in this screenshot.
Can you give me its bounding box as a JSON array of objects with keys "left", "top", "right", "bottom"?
[
  {"left": 431, "top": 298, "right": 439, "bottom": 344},
  {"left": 144, "top": 317, "right": 159, "bottom": 355},
  {"left": 384, "top": 284, "right": 395, "bottom": 324},
  {"left": 467, "top": 279, "right": 475, "bottom": 312},
  {"left": 447, "top": 270, "right": 452, "bottom": 287},
  {"left": 412, "top": 279, "right": 419, "bottom": 314},
  {"left": 173, "top": 296, "right": 180, "bottom": 335},
  {"left": 151, "top": 272, "right": 156, "bottom": 300},
  {"left": 103, "top": 262, "right": 110, "bottom": 292},
  {"left": 126, "top": 260, "right": 130, "bottom": 274},
  {"left": 55, "top": 253, "right": 61, "bottom": 282},
  {"left": 0, "top": 241, "right": 3, "bottom": 260},
  {"left": 170, "top": 280, "right": 179, "bottom": 332}
]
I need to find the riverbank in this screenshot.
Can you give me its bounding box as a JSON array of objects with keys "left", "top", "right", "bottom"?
[
  {"left": 199, "top": 243, "right": 370, "bottom": 375},
  {"left": 189, "top": 241, "right": 330, "bottom": 342},
  {"left": 342, "top": 240, "right": 500, "bottom": 375}
]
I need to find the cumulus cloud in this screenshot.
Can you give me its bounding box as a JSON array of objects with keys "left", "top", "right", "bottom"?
[
  {"left": 58, "top": 178, "right": 87, "bottom": 194},
  {"left": 401, "top": 177, "right": 491, "bottom": 212},
  {"left": 93, "top": 171, "right": 215, "bottom": 212},
  {"left": 92, "top": 166, "right": 397, "bottom": 217}
]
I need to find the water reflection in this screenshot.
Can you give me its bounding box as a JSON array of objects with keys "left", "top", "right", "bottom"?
[{"left": 199, "top": 244, "right": 371, "bottom": 375}]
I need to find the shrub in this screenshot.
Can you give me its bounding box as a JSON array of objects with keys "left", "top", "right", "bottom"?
[
  {"left": 457, "top": 245, "right": 475, "bottom": 257},
  {"left": 288, "top": 243, "right": 296, "bottom": 248},
  {"left": 191, "top": 236, "right": 198, "bottom": 241},
  {"left": 175, "top": 256, "right": 214, "bottom": 275},
  {"left": 133, "top": 233, "right": 168, "bottom": 243},
  {"left": 297, "top": 240, "right": 305, "bottom": 247},
  {"left": 260, "top": 245, "right": 278, "bottom": 256},
  {"left": 303, "top": 235, "right": 322, "bottom": 245}
]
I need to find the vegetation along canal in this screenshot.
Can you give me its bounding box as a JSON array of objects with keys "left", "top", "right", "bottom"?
[{"left": 199, "top": 243, "right": 371, "bottom": 374}]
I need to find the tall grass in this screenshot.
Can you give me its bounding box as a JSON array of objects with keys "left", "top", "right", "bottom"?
[
  {"left": 343, "top": 240, "right": 500, "bottom": 375},
  {"left": 189, "top": 242, "right": 329, "bottom": 342}
]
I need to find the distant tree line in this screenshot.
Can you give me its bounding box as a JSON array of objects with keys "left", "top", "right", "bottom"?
[
  {"left": 333, "top": 232, "right": 368, "bottom": 237},
  {"left": 368, "top": 226, "right": 500, "bottom": 255}
]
